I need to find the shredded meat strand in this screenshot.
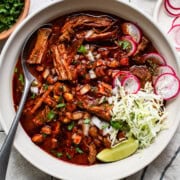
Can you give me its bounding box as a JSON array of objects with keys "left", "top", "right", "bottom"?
[
  {"left": 31, "top": 86, "right": 53, "bottom": 114},
  {"left": 27, "top": 28, "right": 52, "bottom": 64}
]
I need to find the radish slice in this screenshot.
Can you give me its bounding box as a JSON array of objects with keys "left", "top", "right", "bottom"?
[
  {"left": 152, "top": 65, "right": 176, "bottom": 84},
  {"left": 121, "top": 22, "right": 142, "bottom": 43},
  {"left": 119, "top": 36, "right": 137, "bottom": 57},
  {"left": 172, "top": 16, "right": 180, "bottom": 26},
  {"left": 168, "top": 25, "right": 180, "bottom": 49},
  {"left": 164, "top": 0, "right": 180, "bottom": 16},
  {"left": 143, "top": 52, "right": 166, "bottom": 65},
  {"left": 154, "top": 73, "right": 180, "bottom": 100},
  {"left": 113, "top": 71, "right": 131, "bottom": 88},
  {"left": 166, "top": 0, "right": 180, "bottom": 10},
  {"left": 121, "top": 75, "right": 141, "bottom": 94}
]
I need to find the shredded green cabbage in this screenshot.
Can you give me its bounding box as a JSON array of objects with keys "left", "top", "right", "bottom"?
[{"left": 111, "top": 82, "right": 167, "bottom": 148}]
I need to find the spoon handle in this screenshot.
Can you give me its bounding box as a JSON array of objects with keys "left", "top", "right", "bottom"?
[{"left": 0, "top": 80, "right": 32, "bottom": 180}]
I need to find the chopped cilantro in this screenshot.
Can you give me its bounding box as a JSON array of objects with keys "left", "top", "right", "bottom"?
[
  {"left": 66, "top": 153, "right": 72, "bottom": 159},
  {"left": 0, "top": 0, "right": 24, "bottom": 33},
  {"left": 56, "top": 103, "right": 66, "bottom": 108},
  {"left": 110, "top": 120, "right": 129, "bottom": 131},
  {"left": 118, "top": 40, "right": 131, "bottom": 51},
  {"left": 47, "top": 110, "right": 56, "bottom": 121},
  {"left": 102, "top": 124, "right": 109, "bottom": 129},
  {"left": 18, "top": 73, "right": 24, "bottom": 85},
  {"left": 43, "top": 83, "right": 49, "bottom": 90},
  {"left": 31, "top": 93, "right": 36, "bottom": 99},
  {"left": 67, "top": 121, "right": 75, "bottom": 131},
  {"left": 56, "top": 152, "right": 63, "bottom": 158},
  {"left": 84, "top": 118, "right": 91, "bottom": 124},
  {"left": 51, "top": 150, "right": 63, "bottom": 158},
  {"left": 75, "top": 147, "right": 84, "bottom": 154},
  {"left": 77, "top": 45, "right": 88, "bottom": 54}
]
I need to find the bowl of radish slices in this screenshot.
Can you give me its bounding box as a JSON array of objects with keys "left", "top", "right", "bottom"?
[{"left": 153, "top": 0, "right": 180, "bottom": 51}]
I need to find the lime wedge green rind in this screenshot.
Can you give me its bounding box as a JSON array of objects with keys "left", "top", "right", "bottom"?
[{"left": 96, "top": 138, "right": 139, "bottom": 162}]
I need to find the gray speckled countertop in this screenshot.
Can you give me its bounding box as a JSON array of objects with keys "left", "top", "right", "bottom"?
[{"left": 0, "top": 0, "right": 180, "bottom": 179}]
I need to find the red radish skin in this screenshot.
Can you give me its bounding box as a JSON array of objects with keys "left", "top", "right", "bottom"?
[
  {"left": 143, "top": 52, "right": 166, "bottom": 65},
  {"left": 113, "top": 71, "right": 132, "bottom": 88},
  {"left": 152, "top": 65, "right": 176, "bottom": 84},
  {"left": 120, "top": 36, "right": 137, "bottom": 57},
  {"left": 166, "top": 0, "right": 180, "bottom": 10},
  {"left": 154, "top": 73, "right": 180, "bottom": 100},
  {"left": 164, "top": 0, "right": 180, "bottom": 16},
  {"left": 121, "top": 75, "right": 141, "bottom": 94},
  {"left": 121, "top": 22, "right": 142, "bottom": 43},
  {"left": 172, "top": 16, "right": 180, "bottom": 27},
  {"left": 168, "top": 25, "right": 180, "bottom": 49}
]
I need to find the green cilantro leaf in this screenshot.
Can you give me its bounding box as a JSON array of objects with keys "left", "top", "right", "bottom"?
[
  {"left": 67, "top": 121, "right": 75, "bottom": 131},
  {"left": 77, "top": 45, "right": 88, "bottom": 54},
  {"left": 47, "top": 110, "right": 56, "bottom": 121},
  {"left": 84, "top": 118, "right": 91, "bottom": 124},
  {"left": 75, "top": 147, "right": 84, "bottom": 154},
  {"left": 56, "top": 103, "right": 66, "bottom": 108}
]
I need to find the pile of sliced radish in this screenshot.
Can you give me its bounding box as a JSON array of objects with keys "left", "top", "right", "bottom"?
[
  {"left": 113, "top": 64, "right": 180, "bottom": 100},
  {"left": 113, "top": 71, "right": 140, "bottom": 94},
  {"left": 152, "top": 62, "right": 180, "bottom": 100},
  {"left": 164, "top": 0, "right": 180, "bottom": 50},
  {"left": 154, "top": 73, "right": 180, "bottom": 100}
]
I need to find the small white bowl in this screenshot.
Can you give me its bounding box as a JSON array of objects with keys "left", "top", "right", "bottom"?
[{"left": 0, "top": 0, "right": 180, "bottom": 179}]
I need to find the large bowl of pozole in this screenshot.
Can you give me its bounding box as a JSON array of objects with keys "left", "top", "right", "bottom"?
[{"left": 0, "top": 0, "right": 180, "bottom": 179}]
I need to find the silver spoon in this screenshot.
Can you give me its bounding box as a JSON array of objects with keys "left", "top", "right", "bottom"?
[{"left": 0, "top": 24, "right": 51, "bottom": 180}]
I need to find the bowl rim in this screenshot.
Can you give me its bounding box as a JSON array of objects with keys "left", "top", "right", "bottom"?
[
  {"left": 0, "top": 0, "right": 30, "bottom": 40},
  {"left": 0, "top": 0, "right": 180, "bottom": 179}
]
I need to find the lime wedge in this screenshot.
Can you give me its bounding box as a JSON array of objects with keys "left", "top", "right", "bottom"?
[{"left": 96, "top": 138, "right": 139, "bottom": 162}]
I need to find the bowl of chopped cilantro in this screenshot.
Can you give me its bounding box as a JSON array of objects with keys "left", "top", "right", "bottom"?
[{"left": 0, "top": 0, "right": 30, "bottom": 40}]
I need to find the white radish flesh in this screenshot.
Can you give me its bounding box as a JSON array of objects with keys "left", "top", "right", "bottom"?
[
  {"left": 154, "top": 73, "right": 180, "bottom": 100},
  {"left": 144, "top": 53, "right": 166, "bottom": 65},
  {"left": 122, "top": 75, "right": 140, "bottom": 94},
  {"left": 121, "top": 22, "right": 142, "bottom": 43},
  {"left": 153, "top": 65, "right": 176, "bottom": 84}
]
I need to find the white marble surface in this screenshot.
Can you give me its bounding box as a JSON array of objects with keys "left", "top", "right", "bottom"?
[{"left": 0, "top": 0, "right": 180, "bottom": 180}]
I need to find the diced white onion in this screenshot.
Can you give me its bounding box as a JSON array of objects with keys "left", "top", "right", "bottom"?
[
  {"left": 91, "top": 116, "right": 102, "bottom": 129},
  {"left": 84, "top": 44, "right": 90, "bottom": 50},
  {"left": 107, "top": 97, "right": 113, "bottom": 104},
  {"left": 86, "top": 51, "right": 95, "bottom": 62},
  {"left": 30, "top": 86, "right": 39, "bottom": 95},
  {"left": 53, "top": 76, "right": 58, "bottom": 82},
  {"left": 85, "top": 30, "right": 94, "bottom": 38},
  {"left": 95, "top": 54, "right": 101, "bottom": 59},
  {"left": 89, "top": 69, "right": 96, "bottom": 79},
  {"left": 112, "top": 86, "right": 118, "bottom": 95}
]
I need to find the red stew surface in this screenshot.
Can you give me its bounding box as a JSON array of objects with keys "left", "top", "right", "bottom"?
[{"left": 13, "top": 11, "right": 157, "bottom": 165}]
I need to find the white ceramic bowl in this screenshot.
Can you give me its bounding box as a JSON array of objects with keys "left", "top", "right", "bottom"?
[{"left": 0, "top": 0, "right": 180, "bottom": 179}]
